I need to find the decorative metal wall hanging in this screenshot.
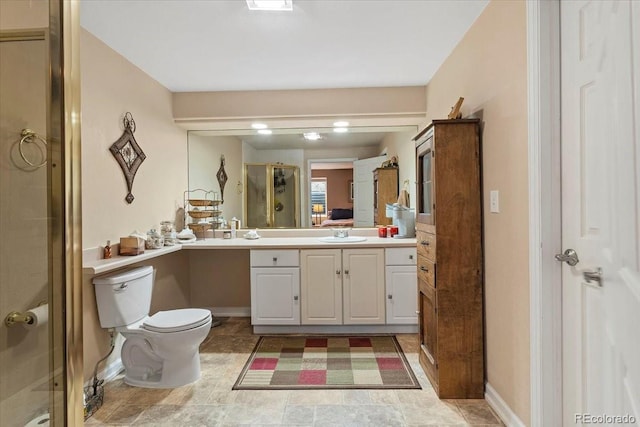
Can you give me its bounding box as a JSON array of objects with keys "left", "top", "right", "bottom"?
[
  {"left": 216, "top": 155, "right": 228, "bottom": 203},
  {"left": 109, "top": 112, "right": 146, "bottom": 203}
]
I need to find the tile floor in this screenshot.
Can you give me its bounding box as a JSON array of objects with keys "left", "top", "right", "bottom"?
[{"left": 86, "top": 318, "right": 503, "bottom": 426}]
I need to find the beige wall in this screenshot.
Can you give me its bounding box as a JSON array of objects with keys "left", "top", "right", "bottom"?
[
  {"left": 423, "top": 1, "right": 530, "bottom": 423},
  {"left": 188, "top": 134, "right": 243, "bottom": 222},
  {"left": 80, "top": 29, "right": 192, "bottom": 383},
  {"left": 173, "top": 86, "right": 426, "bottom": 121},
  {"left": 189, "top": 250, "right": 251, "bottom": 309},
  {"left": 81, "top": 29, "right": 188, "bottom": 249},
  {"left": 378, "top": 130, "right": 419, "bottom": 209}
]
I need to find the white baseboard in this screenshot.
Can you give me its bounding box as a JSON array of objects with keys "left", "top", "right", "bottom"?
[
  {"left": 208, "top": 306, "right": 250, "bottom": 317},
  {"left": 485, "top": 383, "right": 526, "bottom": 427}
]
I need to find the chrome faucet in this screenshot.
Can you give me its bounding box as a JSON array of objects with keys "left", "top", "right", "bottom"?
[{"left": 333, "top": 228, "right": 350, "bottom": 238}]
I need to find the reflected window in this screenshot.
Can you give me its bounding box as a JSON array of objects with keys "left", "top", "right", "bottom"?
[{"left": 311, "top": 178, "right": 327, "bottom": 215}]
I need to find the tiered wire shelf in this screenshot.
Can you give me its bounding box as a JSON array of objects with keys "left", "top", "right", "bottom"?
[{"left": 183, "top": 189, "right": 223, "bottom": 239}]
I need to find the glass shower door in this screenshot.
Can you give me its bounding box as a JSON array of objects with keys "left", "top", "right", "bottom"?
[{"left": 0, "top": 28, "right": 65, "bottom": 427}]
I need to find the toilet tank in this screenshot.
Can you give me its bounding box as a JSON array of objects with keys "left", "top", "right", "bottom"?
[{"left": 93, "top": 266, "right": 154, "bottom": 328}]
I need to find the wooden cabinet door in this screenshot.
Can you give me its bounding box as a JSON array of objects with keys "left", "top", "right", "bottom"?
[
  {"left": 300, "top": 249, "right": 342, "bottom": 324},
  {"left": 385, "top": 265, "right": 418, "bottom": 324},
  {"left": 342, "top": 248, "right": 385, "bottom": 324},
  {"left": 250, "top": 267, "right": 300, "bottom": 325},
  {"left": 419, "top": 278, "right": 438, "bottom": 382}
]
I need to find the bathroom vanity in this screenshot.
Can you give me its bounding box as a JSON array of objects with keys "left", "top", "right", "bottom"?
[{"left": 83, "top": 231, "right": 417, "bottom": 335}]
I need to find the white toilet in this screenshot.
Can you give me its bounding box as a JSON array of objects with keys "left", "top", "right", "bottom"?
[{"left": 93, "top": 266, "right": 212, "bottom": 388}]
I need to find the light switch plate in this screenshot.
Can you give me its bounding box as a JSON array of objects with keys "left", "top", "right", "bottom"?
[{"left": 490, "top": 190, "right": 500, "bottom": 213}]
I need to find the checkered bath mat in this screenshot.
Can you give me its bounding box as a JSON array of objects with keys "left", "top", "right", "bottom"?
[{"left": 233, "top": 336, "right": 421, "bottom": 390}]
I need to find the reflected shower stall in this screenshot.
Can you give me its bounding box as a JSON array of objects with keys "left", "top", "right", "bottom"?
[{"left": 244, "top": 163, "right": 300, "bottom": 228}]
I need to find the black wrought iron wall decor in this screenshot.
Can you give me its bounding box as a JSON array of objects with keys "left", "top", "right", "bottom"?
[
  {"left": 216, "top": 155, "right": 228, "bottom": 203},
  {"left": 109, "top": 112, "right": 146, "bottom": 204}
]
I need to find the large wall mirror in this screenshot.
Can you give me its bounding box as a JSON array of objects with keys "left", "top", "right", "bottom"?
[{"left": 188, "top": 125, "right": 419, "bottom": 229}]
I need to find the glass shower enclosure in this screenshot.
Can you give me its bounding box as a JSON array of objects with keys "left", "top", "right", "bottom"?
[{"left": 244, "top": 163, "right": 300, "bottom": 228}]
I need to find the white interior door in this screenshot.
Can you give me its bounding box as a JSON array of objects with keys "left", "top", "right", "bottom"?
[
  {"left": 353, "top": 155, "right": 386, "bottom": 227},
  {"left": 561, "top": 1, "right": 640, "bottom": 425}
]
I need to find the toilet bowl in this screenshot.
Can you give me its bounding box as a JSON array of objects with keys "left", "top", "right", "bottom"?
[{"left": 93, "top": 266, "right": 212, "bottom": 388}]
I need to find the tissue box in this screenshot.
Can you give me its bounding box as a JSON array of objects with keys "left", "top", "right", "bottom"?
[{"left": 119, "top": 237, "right": 145, "bottom": 256}]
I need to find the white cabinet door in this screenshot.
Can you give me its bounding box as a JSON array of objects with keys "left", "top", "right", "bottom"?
[
  {"left": 300, "top": 249, "right": 342, "bottom": 324},
  {"left": 385, "top": 265, "right": 418, "bottom": 324},
  {"left": 250, "top": 267, "right": 300, "bottom": 325},
  {"left": 343, "top": 248, "right": 385, "bottom": 324}
]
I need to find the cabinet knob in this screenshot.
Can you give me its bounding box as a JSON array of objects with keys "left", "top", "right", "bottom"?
[
  {"left": 388, "top": 294, "right": 393, "bottom": 300},
  {"left": 420, "top": 241, "right": 430, "bottom": 246},
  {"left": 409, "top": 255, "right": 414, "bottom": 260},
  {"left": 336, "top": 270, "right": 341, "bottom": 275},
  {"left": 344, "top": 269, "right": 349, "bottom": 275},
  {"left": 293, "top": 295, "right": 299, "bottom": 301},
  {"left": 420, "top": 266, "right": 429, "bottom": 272},
  {"left": 273, "top": 257, "right": 278, "bottom": 262}
]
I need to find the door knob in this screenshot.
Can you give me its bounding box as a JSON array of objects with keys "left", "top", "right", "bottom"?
[
  {"left": 583, "top": 267, "right": 603, "bottom": 286},
  {"left": 555, "top": 249, "right": 579, "bottom": 266}
]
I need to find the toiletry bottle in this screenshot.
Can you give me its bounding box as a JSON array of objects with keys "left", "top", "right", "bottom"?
[
  {"left": 230, "top": 217, "right": 237, "bottom": 238},
  {"left": 103, "top": 240, "right": 112, "bottom": 259}
]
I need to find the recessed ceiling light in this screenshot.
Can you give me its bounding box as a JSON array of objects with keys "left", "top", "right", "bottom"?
[
  {"left": 333, "top": 127, "right": 349, "bottom": 133},
  {"left": 258, "top": 129, "right": 273, "bottom": 135},
  {"left": 333, "top": 121, "right": 349, "bottom": 127},
  {"left": 251, "top": 123, "right": 268, "bottom": 129},
  {"left": 303, "top": 132, "right": 322, "bottom": 141},
  {"left": 246, "top": 0, "right": 293, "bottom": 11}
]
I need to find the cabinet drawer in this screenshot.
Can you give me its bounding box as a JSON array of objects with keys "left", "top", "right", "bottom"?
[
  {"left": 417, "top": 257, "right": 435, "bottom": 288},
  {"left": 385, "top": 247, "right": 417, "bottom": 266},
  {"left": 416, "top": 231, "right": 436, "bottom": 261},
  {"left": 250, "top": 250, "right": 299, "bottom": 267}
]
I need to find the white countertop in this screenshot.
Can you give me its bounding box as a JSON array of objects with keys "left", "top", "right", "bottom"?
[
  {"left": 83, "top": 235, "right": 416, "bottom": 275},
  {"left": 182, "top": 236, "right": 416, "bottom": 250}
]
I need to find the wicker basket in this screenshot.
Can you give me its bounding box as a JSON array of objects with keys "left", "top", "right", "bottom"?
[{"left": 188, "top": 210, "right": 214, "bottom": 218}]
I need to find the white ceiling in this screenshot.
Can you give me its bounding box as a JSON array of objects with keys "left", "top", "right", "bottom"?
[{"left": 80, "top": 0, "right": 488, "bottom": 93}]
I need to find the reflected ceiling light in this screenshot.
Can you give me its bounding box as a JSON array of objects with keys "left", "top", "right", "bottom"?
[
  {"left": 246, "top": 0, "right": 293, "bottom": 11},
  {"left": 257, "top": 129, "right": 273, "bottom": 135},
  {"left": 333, "top": 121, "right": 349, "bottom": 127},
  {"left": 333, "top": 127, "right": 349, "bottom": 133},
  {"left": 303, "top": 132, "right": 322, "bottom": 141},
  {"left": 251, "top": 123, "right": 268, "bottom": 129}
]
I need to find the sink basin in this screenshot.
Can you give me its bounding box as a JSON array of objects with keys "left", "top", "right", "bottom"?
[{"left": 317, "top": 236, "right": 367, "bottom": 243}]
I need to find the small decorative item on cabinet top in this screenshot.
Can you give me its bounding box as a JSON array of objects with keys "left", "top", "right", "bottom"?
[
  {"left": 109, "top": 112, "right": 146, "bottom": 204},
  {"left": 447, "top": 97, "right": 464, "bottom": 119}
]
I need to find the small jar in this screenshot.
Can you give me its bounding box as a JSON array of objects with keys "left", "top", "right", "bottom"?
[
  {"left": 377, "top": 226, "right": 387, "bottom": 238},
  {"left": 388, "top": 226, "right": 399, "bottom": 238},
  {"left": 146, "top": 229, "right": 164, "bottom": 249},
  {"left": 160, "top": 220, "right": 176, "bottom": 246},
  {"left": 223, "top": 230, "right": 232, "bottom": 239}
]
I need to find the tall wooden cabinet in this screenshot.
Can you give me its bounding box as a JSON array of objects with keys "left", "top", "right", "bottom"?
[
  {"left": 414, "top": 119, "right": 483, "bottom": 398},
  {"left": 373, "top": 167, "right": 398, "bottom": 226}
]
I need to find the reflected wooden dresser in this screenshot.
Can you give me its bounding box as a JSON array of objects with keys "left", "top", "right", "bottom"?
[{"left": 414, "top": 119, "right": 483, "bottom": 398}]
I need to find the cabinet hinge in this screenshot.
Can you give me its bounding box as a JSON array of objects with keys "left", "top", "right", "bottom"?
[{"left": 431, "top": 151, "right": 435, "bottom": 158}]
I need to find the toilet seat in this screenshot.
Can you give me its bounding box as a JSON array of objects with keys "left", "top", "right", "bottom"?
[{"left": 143, "top": 308, "right": 211, "bottom": 333}]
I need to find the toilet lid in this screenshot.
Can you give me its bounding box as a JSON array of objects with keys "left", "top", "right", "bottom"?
[{"left": 143, "top": 309, "right": 211, "bottom": 333}]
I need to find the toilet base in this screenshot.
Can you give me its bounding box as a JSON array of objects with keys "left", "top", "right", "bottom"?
[{"left": 123, "top": 350, "right": 202, "bottom": 389}]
